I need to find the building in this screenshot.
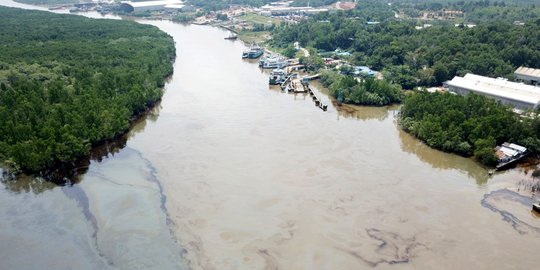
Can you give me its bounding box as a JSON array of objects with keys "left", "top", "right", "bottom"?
[
  {"left": 444, "top": 73, "right": 540, "bottom": 110},
  {"left": 442, "top": 10, "right": 464, "bottom": 19},
  {"left": 515, "top": 66, "right": 540, "bottom": 86},
  {"left": 120, "top": 0, "right": 184, "bottom": 12},
  {"left": 353, "top": 66, "right": 378, "bottom": 77}
]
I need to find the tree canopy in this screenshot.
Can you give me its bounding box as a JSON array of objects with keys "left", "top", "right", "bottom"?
[
  {"left": 320, "top": 71, "right": 404, "bottom": 106},
  {"left": 0, "top": 7, "right": 175, "bottom": 172}
]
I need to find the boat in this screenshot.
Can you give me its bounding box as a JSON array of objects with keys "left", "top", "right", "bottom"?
[
  {"left": 242, "top": 45, "right": 264, "bottom": 59},
  {"left": 260, "top": 56, "right": 288, "bottom": 69},
  {"left": 533, "top": 203, "right": 540, "bottom": 213},
  {"left": 224, "top": 34, "right": 237, "bottom": 40},
  {"left": 269, "top": 69, "right": 287, "bottom": 85},
  {"left": 495, "top": 142, "right": 529, "bottom": 170}
]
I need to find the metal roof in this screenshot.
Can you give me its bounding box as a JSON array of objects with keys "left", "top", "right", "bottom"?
[
  {"left": 507, "top": 143, "right": 527, "bottom": 152},
  {"left": 122, "top": 0, "right": 183, "bottom": 8},
  {"left": 499, "top": 146, "right": 518, "bottom": 157},
  {"left": 164, "top": 4, "right": 185, "bottom": 9},
  {"left": 446, "top": 73, "right": 540, "bottom": 105},
  {"left": 515, "top": 66, "right": 540, "bottom": 79}
]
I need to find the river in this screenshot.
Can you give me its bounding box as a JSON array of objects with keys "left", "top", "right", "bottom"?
[{"left": 0, "top": 1, "right": 539, "bottom": 269}]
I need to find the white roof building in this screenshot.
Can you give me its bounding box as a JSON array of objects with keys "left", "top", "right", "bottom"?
[
  {"left": 445, "top": 73, "right": 540, "bottom": 110},
  {"left": 121, "top": 0, "right": 184, "bottom": 12},
  {"left": 515, "top": 66, "right": 540, "bottom": 85}
]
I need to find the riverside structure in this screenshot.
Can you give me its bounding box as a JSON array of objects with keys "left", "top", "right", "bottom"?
[{"left": 444, "top": 73, "right": 540, "bottom": 110}]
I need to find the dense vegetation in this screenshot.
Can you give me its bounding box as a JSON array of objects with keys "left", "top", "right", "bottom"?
[
  {"left": 320, "top": 71, "right": 404, "bottom": 106},
  {"left": 0, "top": 7, "right": 175, "bottom": 172},
  {"left": 392, "top": 0, "right": 539, "bottom": 8},
  {"left": 14, "top": 0, "right": 79, "bottom": 5},
  {"left": 186, "top": 0, "right": 339, "bottom": 10},
  {"left": 394, "top": 0, "right": 540, "bottom": 23},
  {"left": 271, "top": 8, "right": 540, "bottom": 89},
  {"left": 400, "top": 92, "right": 540, "bottom": 166},
  {"left": 187, "top": 0, "right": 273, "bottom": 11},
  {"left": 465, "top": 6, "right": 540, "bottom": 23}
]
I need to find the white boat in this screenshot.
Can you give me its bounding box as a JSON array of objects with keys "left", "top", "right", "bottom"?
[{"left": 260, "top": 56, "right": 288, "bottom": 69}]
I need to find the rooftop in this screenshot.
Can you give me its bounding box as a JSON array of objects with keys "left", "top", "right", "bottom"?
[
  {"left": 515, "top": 66, "right": 540, "bottom": 79},
  {"left": 446, "top": 73, "right": 540, "bottom": 105},
  {"left": 164, "top": 4, "right": 185, "bottom": 9},
  {"left": 122, "top": 0, "right": 183, "bottom": 8}
]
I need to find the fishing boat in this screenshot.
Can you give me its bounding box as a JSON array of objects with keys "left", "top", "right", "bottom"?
[{"left": 242, "top": 45, "right": 264, "bottom": 59}]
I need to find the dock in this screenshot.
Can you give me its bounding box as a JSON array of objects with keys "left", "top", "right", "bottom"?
[
  {"left": 280, "top": 77, "right": 328, "bottom": 111},
  {"left": 306, "top": 83, "right": 328, "bottom": 111},
  {"left": 217, "top": 25, "right": 238, "bottom": 34},
  {"left": 302, "top": 74, "right": 320, "bottom": 81},
  {"left": 287, "top": 79, "right": 307, "bottom": 93},
  {"left": 285, "top": 65, "right": 304, "bottom": 73}
]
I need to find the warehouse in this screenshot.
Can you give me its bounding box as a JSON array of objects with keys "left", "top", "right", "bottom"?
[
  {"left": 120, "top": 0, "right": 184, "bottom": 12},
  {"left": 444, "top": 73, "right": 540, "bottom": 110},
  {"left": 515, "top": 66, "right": 540, "bottom": 86}
]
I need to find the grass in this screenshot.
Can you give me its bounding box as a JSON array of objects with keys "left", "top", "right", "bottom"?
[
  {"left": 237, "top": 13, "right": 281, "bottom": 25},
  {"left": 238, "top": 30, "right": 271, "bottom": 44}
]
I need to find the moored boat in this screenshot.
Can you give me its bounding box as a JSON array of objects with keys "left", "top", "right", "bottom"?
[
  {"left": 242, "top": 45, "right": 264, "bottom": 59},
  {"left": 495, "top": 142, "right": 529, "bottom": 170},
  {"left": 224, "top": 34, "right": 237, "bottom": 40},
  {"left": 269, "top": 69, "right": 287, "bottom": 85},
  {"left": 533, "top": 203, "right": 540, "bottom": 213},
  {"left": 260, "top": 56, "right": 288, "bottom": 69}
]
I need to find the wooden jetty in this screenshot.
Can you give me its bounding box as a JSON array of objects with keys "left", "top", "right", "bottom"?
[
  {"left": 217, "top": 25, "right": 238, "bottom": 34},
  {"left": 285, "top": 65, "right": 304, "bottom": 73},
  {"left": 302, "top": 74, "right": 320, "bottom": 81},
  {"left": 281, "top": 77, "right": 328, "bottom": 111}
]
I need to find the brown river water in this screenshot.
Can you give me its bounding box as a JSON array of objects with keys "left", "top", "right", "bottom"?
[{"left": 0, "top": 1, "right": 539, "bottom": 269}]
